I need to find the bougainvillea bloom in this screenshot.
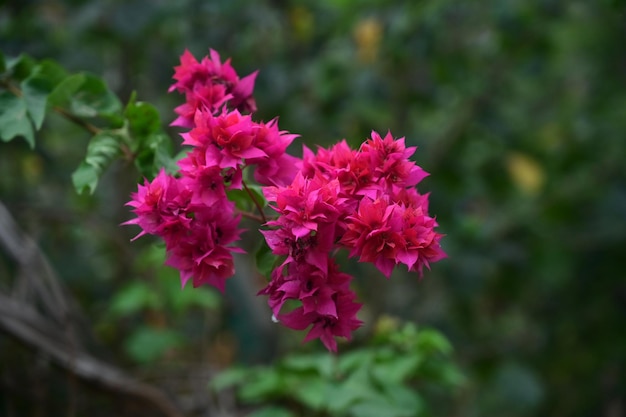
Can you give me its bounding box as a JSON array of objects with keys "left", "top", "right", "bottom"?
[
  {"left": 124, "top": 169, "right": 192, "bottom": 241},
  {"left": 164, "top": 203, "right": 244, "bottom": 291},
  {"left": 183, "top": 108, "right": 267, "bottom": 169},
  {"left": 263, "top": 172, "right": 352, "bottom": 239},
  {"left": 340, "top": 197, "right": 446, "bottom": 277},
  {"left": 258, "top": 257, "right": 361, "bottom": 352},
  {"left": 279, "top": 290, "right": 363, "bottom": 352},
  {"left": 126, "top": 48, "right": 446, "bottom": 352},
  {"left": 169, "top": 49, "right": 258, "bottom": 126}
]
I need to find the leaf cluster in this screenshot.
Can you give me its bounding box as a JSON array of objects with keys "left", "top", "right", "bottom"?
[
  {"left": 0, "top": 50, "right": 177, "bottom": 194},
  {"left": 211, "top": 320, "right": 463, "bottom": 417},
  {"left": 99, "top": 245, "right": 222, "bottom": 364}
]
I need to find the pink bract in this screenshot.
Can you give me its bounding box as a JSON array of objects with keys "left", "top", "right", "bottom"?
[{"left": 169, "top": 49, "right": 258, "bottom": 126}]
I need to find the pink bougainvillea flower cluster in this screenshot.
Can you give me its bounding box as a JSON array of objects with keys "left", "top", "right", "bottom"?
[
  {"left": 169, "top": 49, "right": 258, "bottom": 128},
  {"left": 126, "top": 49, "right": 445, "bottom": 352},
  {"left": 126, "top": 49, "right": 295, "bottom": 293},
  {"left": 260, "top": 132, "right": 446, "bottom": 350}
]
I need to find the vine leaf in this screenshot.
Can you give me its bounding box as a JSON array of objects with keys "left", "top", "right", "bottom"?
[
  {"left": 21, "top": 59, "right": 69, "bottom": 130},
  {"left": 48, "top": 72, "right": 122, "bottom": 119},
  {"left": 124, "top": 95, "right": 177, "bottom": 178},
  {"left": 255, "top": 239, "right": 276, "bottom": 279},
  {"left": 0, "top": 91, "right": 34, "bottom": 147},
  {"left": 21, "top": 74, "right": 52, "bottom": 130},
  {"left": 72, "top": 131, "right": 123, "bottom": 194}
]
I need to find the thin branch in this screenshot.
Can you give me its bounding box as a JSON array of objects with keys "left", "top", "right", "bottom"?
[
  {"left": 237, "top": 209, "right": 265, "bottom": 223},
  {"left": 242, "top": 180, "right": 267, "bottom": 224},
  {"left": 0, "top": 296, "right": 183, "bottom": 417},
  {"left": 0, "top": 201, "right": 75, "bottom": 332},
  {"left": 53, "top": 106, "right": 101, "bottom": 135},
  {"left": 1, "top": 78, "right": 101, "bottom": 136},
  {"left": 2, "top": 79, "right": 22, "bottom": 97},
  {"left": 0, "top": 200, "right": 183, "bottom": 417}
]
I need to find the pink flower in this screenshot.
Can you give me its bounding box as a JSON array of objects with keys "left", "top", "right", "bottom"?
[
  {"left": 178, "top": 163, "right": 227, "bottom": 206},
  {"left": 254, "top": 153, "right": 301, "bottom": 187},
  {"left": 261, "top": 220, "right": 334, "bottom": 273},
  {"left": 340, "top": 197, "right": 404, "bottom": 277},
  {"left": 301, "top": 141, "right": 378, "bottom": 199},
  {"left": 360, "top": 130, "right": 429, "bottom": 190},
  {"left": 248, "top": 119, "right": 300, "bottom": 186},
  {"left": 341, "top": 196, "right": 446, "bottom": 277},
  {"left": 171, "top": 84, "right": 231, "bottom": 128},
  {"left": 259, "top": 256, "right": 362, "bottom": 352},
  {"left": 178, "top": 147, "right": 243, "bottom": 206},
  {"left": 185, "top": 109, "right": 267, "bottom": 169},
  {"left": 164, "top": 202, "right": 244, "bottom": 291},
  {"left": 279, "top": 289, "right": 362, "bottom": 352},
  {"left": 264, "top": 172, "right": 349, "bottom": 239},
  {"left": 169, "top": 49, "right": 258, "bottom": 126},
  {"left": 124, "top": 169, "right": 192, "bottom": 241},
  {"left": 397, "top": 204, "right": 447, "bottom": 275}
]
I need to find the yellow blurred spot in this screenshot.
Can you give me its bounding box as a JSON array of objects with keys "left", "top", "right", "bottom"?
[
  {"left": 290, "top": 6, "right": 314, "bottom": 42},
  {"left": 21, "top": 154, "right": 43, "bottom": 184},
  {"left": 353, "top": 17, "right": 383, "bottom": 63},
  {"left": 507, "top": 152, "right": 545, "bottom": 195},
  {"left": 373, "top": 314, "right": 400, "bottom": 337}
]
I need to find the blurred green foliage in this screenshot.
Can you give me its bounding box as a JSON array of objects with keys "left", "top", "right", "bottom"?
[
  {"left": 101, "top": 245, "right": 222, "bottom": 364},
  {"left": 211, "top": 320, "right": 463, "bottom": 417},
  {"left": 1, "top": 0, "right": 625, "bottom": 416}
]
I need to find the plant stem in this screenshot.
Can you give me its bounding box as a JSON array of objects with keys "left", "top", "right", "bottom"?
[
  {"left": 53, "top": 106, "right": 101, "bottom": 135},
  {"left": 238, "top": 209, "right": 265, "bottom": 223},
  {"left": 242, "top": 180, "right": 267, "bottom": 224},
  {"left": 2, "top": 80, "right": 21, "bottom": 97},
  {"left": 1, "top": 78, "right": 101, "bottom": 136}
]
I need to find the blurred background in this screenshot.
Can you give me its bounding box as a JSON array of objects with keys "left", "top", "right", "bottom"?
[{"left": 1, "top": 0, "right": 625, "bottom": 416}]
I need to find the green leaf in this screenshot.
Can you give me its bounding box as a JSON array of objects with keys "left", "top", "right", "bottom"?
[
  {"left": 248, "top": 406, "right": 295, "bottom": 417},
  {"left": 125, "top": 99, "right": 162, "bottom": 138},
  {"left": 134, "top": 131, "right": 176, "bottom": 178},
  {"left": 21, "top": 74, "right": 53, "bottom": 130},
  {"left": 282, "top": 353, "right": 336, "bottom": 378},
  {"left": 246, "top": 183, "right": 268, "bottom": 207},
  {"left": 152, "top": 135, "right": 178, "bottom": 173},
  {"left": 437, "top": 362, "right": 466, "bottom": 387},
  {"left": 170, "top": 285, "right": 221, "bottom": 314},
  {"left": 238, "top": 368, "right": 283, "bottom": 403},
  {"left": 255, "top": 239, "right": 276, "bottom": 279},
  {"left": 123, "top": 93, "right": 176, "bottom": 179},
  {"left": 210, "top": 367, "right": 250, "bottom": 391},
  {"left": 416, "top": 328, "right": 453, "bottom": 355},
  {"left": 6, "top": 54, "right": 36, "bottom": 81},
  {"left": 124, "top": 327, "right": 183, "bottom": 364},
  {"left": 371, "top": 355, "right": 421, "bottom": 385},
  {"left": 72, "top": 161, "right": 99, "bottom": 195},
  {"left": 72, "top": 131, "right": 123, "bottom": 194},
  {"left": 226, "top": 188, "right": 251, "bottom": 211},
  {"left": 108, "top": 282, "right": 161, "bottom": 317},
  {"left": 286, "top": 375, "right": 331, "bottom": 411},
  {"left": 348, "top": 398, "right": 415, "bottom": 417},
  {"left": 326, "top": 366, "right": 378, "bottom": 412},
  {"left": 48, "top": 73, "right": 86, "bottom": 107},
  {"left": 48, "top": 72, "right": 122, "bottom": 118},
  {"left": 0, "top": 91, "right": 34, "bottom": 147},
  {"left": 338, "top": 349, "right": 374, "bottom": 374},
  {"left": 33, "top": 59, "right": 68, "bottom": 86},
  {"left": 380, "top": 383, "right": 424, "bottom": 412},
  {"left": 0, "top": 51, "right": 5, "bottom": 73},
  {"left": 228, "top": 183, "right": 267, "bottom": 212}
]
